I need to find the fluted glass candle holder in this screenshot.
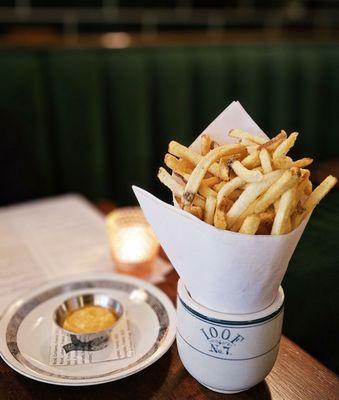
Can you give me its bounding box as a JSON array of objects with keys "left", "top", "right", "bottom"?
[{"left": 106, "top": 207, "right": 159, "bottom": 278}]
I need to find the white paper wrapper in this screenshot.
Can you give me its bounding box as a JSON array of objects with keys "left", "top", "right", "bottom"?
[
  {"left": 133, "top": 101, "right": 309, "bottom": 314},
  {"left": 49, "top": 315, "right": 134, "bottom": 366}
]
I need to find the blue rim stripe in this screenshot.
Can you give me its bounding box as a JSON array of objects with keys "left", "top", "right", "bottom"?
[
  {"left": 178, "top": 297, "right": 284, "bottom": 327},
  {"left": 177, "top": 329, "right": 281, "bottom": 361}
]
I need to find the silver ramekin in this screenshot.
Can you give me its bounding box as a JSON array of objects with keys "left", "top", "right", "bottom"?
[{"left": 53, "top": 293, "right": 123, "bottom": 345}]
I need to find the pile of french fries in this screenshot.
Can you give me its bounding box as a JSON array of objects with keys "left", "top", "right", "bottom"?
[{"left": 157, "top": 129, "right": 337, "bottom": 235}]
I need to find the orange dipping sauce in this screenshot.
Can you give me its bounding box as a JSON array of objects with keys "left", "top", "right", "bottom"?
[{"left": 63, "top": 305, "right": 117, "bottom": 333}]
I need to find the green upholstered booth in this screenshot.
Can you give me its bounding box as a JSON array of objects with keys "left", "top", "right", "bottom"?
[{"left": 0, "top": 43, "right": 338, "bottom": 372}]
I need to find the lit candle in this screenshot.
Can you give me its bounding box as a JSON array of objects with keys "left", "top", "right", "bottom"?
[{"left": 106, "top": 208, "right": 159, "bottom": 277}]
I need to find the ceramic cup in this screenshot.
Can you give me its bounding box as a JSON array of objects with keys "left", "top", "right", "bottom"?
[{"left": 176, "top": 279, "right": 284, "bottom": 394}]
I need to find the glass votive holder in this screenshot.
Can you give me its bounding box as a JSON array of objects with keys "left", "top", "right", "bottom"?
[{"left": 106, "top": 207, "right": 159, "bottom": 278}]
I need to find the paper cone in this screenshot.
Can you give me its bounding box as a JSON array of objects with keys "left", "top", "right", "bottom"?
[{"left": 133, "top": 101, "right": 309, "bottom": 314}]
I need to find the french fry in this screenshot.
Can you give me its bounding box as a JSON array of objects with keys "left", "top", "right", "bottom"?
[
  {"left": 256, "top": 221, "right": 272, "bottom": 235},
  {"left": 168, "top": 141, "right": 220, "bottom": 178},
  {"left": 273, "top": 199, "right": 280, "bottom": 214},
  {"left": 158, "top": 167, "right": 184, "bottom": 197},
  {"left": 183, "top": 205, "right": 203, "bottom": 220},
  {"left": 254, "top": 169, "right": 299, "bottom": 214},
  {"left": 173, "top": 172, "right": 186, "bottom": 183},
  {"left": 192, "top": 195, "right": 206, "bottom": 208},
  {"left": 175, "top": 196, "right": 182, "bottom": 207},
  {"left": 272, "top": 132, "right": 298, "bottom": 159},
  {"left": 230, "top": 177, "right": 284, "bottom": 232},
  {"left": 291, "top": 205, "right": 305, "bottom": 230},
  {"left": 291, "top": 207, "right": 305, "bottom": 229},
  {"left": 219, "top": 157, "right": 230, "bottom": 181},
  {"left": 203, "top": 176, "right": 220, "bottom": 186},
  {"left": 158, "top": 167, "right": 206, "bottom": 208},
  {"left": 229, "top": 209, "right": 253, "bottom": 232},
  {"left": 204, "top": 196, "right": 217, "bottom": 225},
  {"left": 168, "top": 141, "right": 202, "bottom": 164},
  {"left": 211, "top": 140, "right": 220, "bottom": 149},
  {"left": 260, "top": 206, "right": 275, "bottom": 223},
  {"left": 213, "top": 181, "right": 226, "bottom": 192},
  {"left": 228, "top": 188, "right": 243, "bottom": 202},
  {"left": 258, "top": 131, "right": 287, "bottom": 152},
  {"left": 285, "top": 217, "right": 292, "bottom": 233},
  {"left": 198, "top": 182, "right": 217, "bottom": 198},
  {"left": 300, "top": 168, "right": 310, "bottom": 180},
  {"left": 235, "top": 150, "right": 250, "bottom": 161},
  {"left": 304, "top": 179, "right": 312, "bottom": 195},
  {"left": 223, "top": 197, "right": 234, "bottom": 213},
  {"left": 229, "top": 129, "right": 267, "bottom": 145},
  {"left": 239, "top": 214, "right": 261, "bottom": 235},
  {"left": 229, "top": 169, "right": 237, "bottom": 180},
  {"left": 271, "top": 186, "right": 297, "bottom": 235},
  {"left": 216, "top": 177, "right": 245, "bottom": 207},
  {"left": 179, "top": 172, "right": 217, "bottom": 198},
  {"left": 302, "top": 175, "right": 337, "bottom": 214},
  {"left": 201, "top": 134, "right": 212, "bottom": 156},
  {"left": 227, "top": 170, "right": 284, "bottom": 227},
  {"left": 229, "top": 160, "right": 263, "bottom": 183},
  {"left": 246, "top": 145, "right": 259, "bottom": 154},
  {"left": 182, "top": 143, "right": 245, "bottom": 205},
  {"left": 297, "top": 169, "right": 312, "bottom": 193},
  {"left": 241, "top": 150, "right": 261, "bottom": 169},
  {"left": 181, "top": 157, "right": 195, "bottom": 170},
  {"left": 213, "top": 199, "right": 232, "bottom": 229},
  {"left": 259, "top": 148, "right": 272, "bottom": 174},
  {"left": 272, "top": 156, "right": 293, "bottom": 169},
  {"left": 290, "top": 172, "right": 311, "bottom": 213},
  {"left": 229, "top": 186, "right": 272, "bottom": 232},
  {"left": 273, "top": 157, "right": 312, "bottom": 171},
  {"left": 213, "top": 208, "right": 227, "bottom": 229},
  {"left": 241, "top": 137, "right": 260, "bottom": 148},
  {"left": 164, "top": 153, "right": 193, "bottom": 175},
  {"left": 158, "top": 128, "right": 336, "bottom": 235},
  {"left": 292, "top": 158, "right": 313, "bottom": 168},
  {"left": 290, "top": 166, "right": 301, "bottom": 176},
  {"left": 168, "top": 141, "right": 239, "bottom": 180}
]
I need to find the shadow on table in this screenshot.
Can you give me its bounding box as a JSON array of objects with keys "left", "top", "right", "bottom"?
[
  {"left": 182, "top": 379, "right": 272, "bottom": 399},
  {"left": 232, "top": 381, "right": 272, "bottom": 400},
  {"left": 17, "top": 349, "right": 172, "bottom": 400}
]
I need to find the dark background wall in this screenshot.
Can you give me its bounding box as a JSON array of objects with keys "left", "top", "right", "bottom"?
[{"left": 1, "top": 44, "right": 338, "bottom": 207}]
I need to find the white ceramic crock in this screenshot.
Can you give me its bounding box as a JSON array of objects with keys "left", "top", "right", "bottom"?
[{"left": 176, "top": 279, "right": 284, "bottom": 394}]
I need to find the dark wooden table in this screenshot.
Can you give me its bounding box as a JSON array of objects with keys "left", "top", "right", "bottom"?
[{"left": 1, "top": 203, "right": 338, "bottom": 400}]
